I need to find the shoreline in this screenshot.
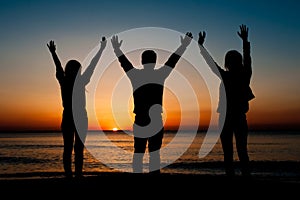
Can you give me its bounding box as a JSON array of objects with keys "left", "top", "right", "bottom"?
[
  {"left": 1, "top": 170, "right": 299, "bottom": 181},
  {"left": 1, "top": 160, "right": 300, "bottom": 180}
]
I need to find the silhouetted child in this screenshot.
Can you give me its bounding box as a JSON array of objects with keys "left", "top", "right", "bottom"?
[
  {"left": 47, "top": 37, "right": 107, "bottom": 178},
  {"left": 111, "top": 32, "right": 193, "bottom": 173},
  {"left": 198, "top": 25, "right": 255, "bottom": 176}
]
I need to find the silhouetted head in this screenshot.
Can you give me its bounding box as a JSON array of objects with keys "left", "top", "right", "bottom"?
[
  {"left": 141, "top": 50, "right": 157, "bottom": 69},
  {"left": 65, "top": 60, "right": 81, "bottom": 78},
  {"left": 224, "top": 50, "right": 243, "bottom": 71}
]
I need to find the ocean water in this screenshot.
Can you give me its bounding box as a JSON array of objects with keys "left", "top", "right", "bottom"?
[{"left": 0, "top": 131, "right": 300, "bottom": 177}]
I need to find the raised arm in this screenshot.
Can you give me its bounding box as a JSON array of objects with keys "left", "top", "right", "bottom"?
[
  {"left": 47, "top": 40, "right": 64, "bottom": 82},
  {"left": 81, "top": 36, "right": 107, "bottom": 84},
  {"left": 164, "top": 32, "right": 193, "bottom": 69},
  {"left": 198, "top": 31, "right": 223, "bottom": 78},
  {"left": 111, "top": 35, "right": 134, "bottom": 73},
  {"left": 238, "top": 24, "right": 252, "bottom": 79}
]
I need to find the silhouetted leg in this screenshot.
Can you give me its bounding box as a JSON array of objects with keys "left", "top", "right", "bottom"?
[
  {"left": 133, "top": 153, "right": 144, "bottom": 173},
  {"left": 61, "top": 113, "right": 75, "bottom": 178},
  {"left": 74, "top": 134, "right": 84, "bottom": 177},
  {"left": 133, "top": 137, "right": 147, "bottom": 173},
  {"left": 220, "top": 114, "right": 234, "bottom": 176},
  {"left": 132, "top": 114, "right": 149, "bottom": 173},
  {"left": 234, "top": 114, "right": 250, "bottom": 176},
  {"left": 148, "top": 123, "right": 164, "bottom": 174},
  {"left": 74, "top": 115, "right": 87, "bottom": 178},
  {"left": 62, "top": 132, "right": 74, "bottom": 178},
  {"left": 149, "top": 151, "right": 160, "bottom": 174}
]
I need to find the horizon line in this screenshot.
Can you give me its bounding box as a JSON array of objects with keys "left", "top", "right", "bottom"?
[{"left": 0, "top": 127, "right": 299, "bottom": 133}]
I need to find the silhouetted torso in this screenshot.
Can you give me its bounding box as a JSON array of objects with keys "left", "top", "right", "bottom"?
[
  {"left": 218, "top": 69, "right": 255, "bottom": 114},
  {"left": 56, "top": 72, "right": 89, "bottom": 113},
  {"left": 127, "top": 67, "right": 171, "bottom": 114}
]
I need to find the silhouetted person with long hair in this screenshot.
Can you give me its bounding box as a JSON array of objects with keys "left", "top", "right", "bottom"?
[
  {"left": 47, "top": 37, "right": 107, "bottom": 178},
  {"left": 111, "top": 32, "right": 193, "bottom": 173},
  {"left": 198, "top": 25, "right": 255, "bottom": 176}
]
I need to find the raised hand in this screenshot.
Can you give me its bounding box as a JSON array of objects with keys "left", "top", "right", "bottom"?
[
  {"left": 198, "top": 31, "right": 206, "bottom": 46},
  {"left": 237, "top": 24, "right": 248, "bottom": 42},
  {"left": 100, "top": 36, "right": 107, "bottom": 50},
  {"left": 47, "top": 40, "right": 56, "bottom": 53},
  {"left": 180, "top": 32, "right": 193, "bottom": 47},
  {"left": 111, "top": 35, "right": 123, "bottom": 50}
]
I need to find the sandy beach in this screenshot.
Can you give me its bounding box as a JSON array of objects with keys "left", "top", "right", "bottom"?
[{"left": 1, "top": 167, "right": 299, "bottom": 199}]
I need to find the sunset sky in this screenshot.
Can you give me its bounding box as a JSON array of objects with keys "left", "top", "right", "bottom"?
[{"left": 0, "top": 0, "right": 299, "bottom": 131}]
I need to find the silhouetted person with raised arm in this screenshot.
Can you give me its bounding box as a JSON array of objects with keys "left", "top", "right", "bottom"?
[
  {"left": 111, "top": 32, "right": 193, "bottom": 173},
  {"left": 47, "top": 37, "right": 107, "bottom": 178},
  {"left": 198, "top": 25, "right": 255, "bottom": 176}
]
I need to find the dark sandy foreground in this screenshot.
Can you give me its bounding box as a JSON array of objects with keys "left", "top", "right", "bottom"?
[{"left": 0, "top": 172, "right": 299, "bottom": 198}]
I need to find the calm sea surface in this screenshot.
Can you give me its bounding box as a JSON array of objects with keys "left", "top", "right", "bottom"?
[{"left": 0, "top": 131, "right": 299, "bottom": 177}]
